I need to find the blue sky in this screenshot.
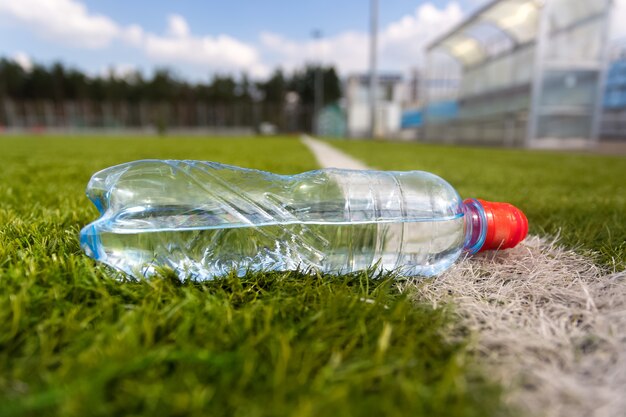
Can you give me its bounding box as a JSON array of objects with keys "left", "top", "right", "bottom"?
[
  {"left": 0, "top": 0, "right": 487, "bottom": 80},
  {"left": 1, "top": 0, "right": 623, "bottom": 81},
  {"left": 76, "top": 0, "right": 477, "bottom": 42}
]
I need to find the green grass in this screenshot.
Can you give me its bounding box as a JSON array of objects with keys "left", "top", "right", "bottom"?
[
  {"left": 0, "top": 136, "right": 505, "bottom": 417},
  {"left": 331, "top": 140, "right": 626, "bottom": 269}
]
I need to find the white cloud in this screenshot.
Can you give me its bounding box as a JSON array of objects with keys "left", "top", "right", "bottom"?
[
  {"left": 260, "top": 30, "right": 369, "bottom": 74},
  {"left": 167, "top": 14, "right": 190, "bottom": 38},
  {"left": 11, "top": 51, "right": 33, "bottom": 71},
  {"left": 260, "top": 2, "right": 464, "bottom": 74},
  {"left": 122, "top": 24, "right": 145, "bottom": 48},
  {"left": 98, "top": 63, "right": 138, "bottom": 80},
  {"left": 380, "top": 3, "right": 463, "bottom": 69},
  {"left": 0, "top": 0, "right": 267, "bottom": 76},
  {"left": 0, "top": 0, "right": 466, "bottom": 78},
  {"left": 612, "top": 0, "right": 626, "bottom": 41},
  {"left": 0, "top": 0, "right": 119, "bottom": 48},
  {"left": 143, "top": 33, "right": 266, "bottom": 76},
  {"left": 142, "top": 14, "right": 268, "bottom": 76}
]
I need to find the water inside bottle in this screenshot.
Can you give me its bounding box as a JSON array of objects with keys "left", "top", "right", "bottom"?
[{"left": 81, "top": 207, "right": 466, "bottom": 280}]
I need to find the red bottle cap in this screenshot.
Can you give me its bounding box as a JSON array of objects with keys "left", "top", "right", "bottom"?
[{"left": 477, "top": 199, "right": 528, "bottom": 252}]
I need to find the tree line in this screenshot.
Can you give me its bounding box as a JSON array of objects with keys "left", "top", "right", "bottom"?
[{"left": 0, "top": 58, "right": 342, "bottom": 106}]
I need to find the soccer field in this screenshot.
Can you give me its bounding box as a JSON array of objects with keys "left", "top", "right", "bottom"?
[{"left": 0, "top": 135, "right": 624, "bottom": 417}]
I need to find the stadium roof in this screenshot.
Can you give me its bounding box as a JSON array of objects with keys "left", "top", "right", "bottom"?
[{"left": 427, "top": 0, "right": 608, "bottom": 67}]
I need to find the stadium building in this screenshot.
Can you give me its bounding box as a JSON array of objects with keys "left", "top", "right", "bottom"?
[{"left": 408, "top": 0, "right": 612, "bottom": 148}]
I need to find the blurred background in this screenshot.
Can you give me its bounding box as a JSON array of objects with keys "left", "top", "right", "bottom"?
[{"left": 0, "top": 0, "right": 624, "bottom": 150}]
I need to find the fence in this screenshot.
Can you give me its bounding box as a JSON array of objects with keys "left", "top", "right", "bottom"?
[
  {"left": 411, "top": 110, "right": 626, "bottom": 146},
  {"left": 602, "top": 110, "right": 626, "bottom": 139},
  {"left": 0, "top": 99, "right": 316, "bottom": 135},
  {"left": 416, "top": 112, "right": 528, "bottom": 147}
]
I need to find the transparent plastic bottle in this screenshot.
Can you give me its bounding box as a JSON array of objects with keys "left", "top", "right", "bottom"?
[{"left": 80, "top": 160, "right": 528, "bottom": 280}]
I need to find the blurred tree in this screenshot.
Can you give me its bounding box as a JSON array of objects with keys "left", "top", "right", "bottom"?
[
  {"left": 22, "top": 64, "right": 55, "bottom": 99},
  {"left": 289, "top": 67, "right": 315, "bottom": 105},
  {"left": 257, "top": 69, "right": 287, "bottom": 104},
  {"left": 289, "top": 65, "right": 342, "bottom": 106},
  {"left": 209, "top": 75, "right": 237, "bottom": 103},
  {"left": 146, "top": 69, "right": 177, "bottom": 102},
  {"left": 323, "top": 67, "right": 342, "bottom": 105},
  {"left": 64, "top": 69, "right": 90, "bottom": 100},
  {"left": 0, "top": 56, "right": 343, "bottom": 106},
  {"left": 0, "top": 59, "right": 26, "bottom": 98},
  {"left": 51, "top": 62, "right": 66, "bottom": 100},
  {"left": 237, "top": 73, "right": 252, "bottom": 102}
]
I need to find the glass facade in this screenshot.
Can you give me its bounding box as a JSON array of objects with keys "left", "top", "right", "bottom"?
[{"left": 423, "top": 0, "right": 611, "bottom": 147}]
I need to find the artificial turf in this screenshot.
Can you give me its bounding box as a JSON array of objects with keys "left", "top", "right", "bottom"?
[
  {"left": 0, "top": 136, "right": 505, "bottom": 417},
  {"left": 331, "top": 140, "right": 626, "bottom": 269}
]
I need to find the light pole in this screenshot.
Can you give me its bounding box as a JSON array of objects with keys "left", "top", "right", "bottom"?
[
  {"left": 369, "top": 0, "right": 379, "bottom": 139},
  {"left": 312, "top": 29, "right": 324, "bottom": 135}
]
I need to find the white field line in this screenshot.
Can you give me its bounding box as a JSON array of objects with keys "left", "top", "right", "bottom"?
[
  {"left": 301, "top": 135, "right": 370, "bottom": 170},
  {"left": 400, "top": 237, "right": 626, "bottom": 417},
  {"left": 303, "top": 136, "right": 626, "bottom": 417}
]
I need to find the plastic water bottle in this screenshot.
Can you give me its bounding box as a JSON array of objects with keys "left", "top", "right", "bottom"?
[{"left": 80, "top": 160, "right": 528, "bottom": 280}]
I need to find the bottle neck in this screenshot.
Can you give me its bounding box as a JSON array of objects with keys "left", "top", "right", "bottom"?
[{"left": 462, "top": 198, "right": 488, "bottom": 254}]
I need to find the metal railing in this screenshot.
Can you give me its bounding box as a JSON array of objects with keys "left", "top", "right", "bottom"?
[
  {"left": 0, "top": 99, "right": 316, "bottom": 134},
  {"left": 601, "top": 110, "right": 626, "bottom": 139},
  {"left": 417, "top": 112, "right": 529, "bottom": 147}
]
